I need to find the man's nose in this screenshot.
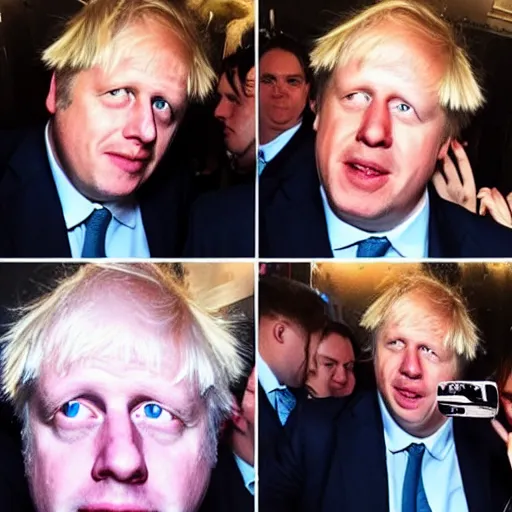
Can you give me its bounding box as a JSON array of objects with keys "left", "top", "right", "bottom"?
[
  {"left": 271, "top": 80, "right": 285, "bottom": 97},
  {"left": 124, "top": 100, "right": 157, "bottom": 145},
  {"left": 214, "top": 98, "right": 230, "bottom": 121},
  {"left": 333, "top": 365, "right": 348, "bottom": 386},
  {"left": 91, "top": 413, "right": 148, "bottom": 484},
  {"left": 399, "top": 349, "right": 422, "bottom": 379},
  {"left": 356, "top": 100, "right": 392, "bottom": 148}
]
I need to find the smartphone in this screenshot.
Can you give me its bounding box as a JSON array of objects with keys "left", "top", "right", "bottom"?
[{"left": 437, "top": 380, "right": 499, "bottom": 418}]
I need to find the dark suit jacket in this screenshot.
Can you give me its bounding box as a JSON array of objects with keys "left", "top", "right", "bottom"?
[
  {"left": 199, "top": 442, "right": 253, "bottom": 512},
  {"left": 184, "top": 182, "right": 255, "bottom": 257},
  {"left": 260, "top": 134, "right": 512, "bottom": 258},
  {"left": 259, "top": 391, "right": 512, "bottom": 512},
  {"left": 0, "top": 127, "right": 192, "bottom": 257},
  {"left": 258, "top": 383, "right": 285, "bottom": 461}
]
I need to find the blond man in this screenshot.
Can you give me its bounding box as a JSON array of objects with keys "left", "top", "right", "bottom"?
[
  {"left": 0, "top": 0, "right": 215, "bottom": 258},
  {"left": 260, "top": 272, "right": 512, "bottom": 512},
  {"left": 1, "top": 263, "right": 244, "bottom": 512},
  {"left": 260, "top": 0, "right": 512, "bottom": 258}
]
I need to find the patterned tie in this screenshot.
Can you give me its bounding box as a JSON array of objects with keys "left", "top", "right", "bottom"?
[
  {"left": 275, "top": 387, "right": 296, "bottom": 425},
  {"left": 402, "top": 443, "right": 432, "bottom": 512},
  {"left": 356, "top": 236, "right": 391, "bottom": 257},
  {"left": 258, "top": 149, "right": 267, "bottom": 176},
  {"left": 81, "top": 208, "right": 112, "bottom": 258}
]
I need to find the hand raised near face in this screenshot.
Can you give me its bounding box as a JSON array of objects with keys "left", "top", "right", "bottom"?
[
  {"left": 491, "top": 418, "right": 512, "bottom": 468},
  {"left": 432, "top": 140, "right": 477, "bottom": 214},
  {"left": 477, "top": 187, "right": 512, "bottom": 229}
]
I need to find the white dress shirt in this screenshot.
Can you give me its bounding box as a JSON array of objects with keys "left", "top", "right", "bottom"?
[
  {"left": 257, "top": 352, "right": 287, "bottom": 410},
  {"left": 45, "top": 122, "right": 150, "bottom": 258},
  {"left": 320, "top": 186, "right": 430, "bottom": 258},
  {"left": 258, "top": 122, "right": 302, "bottom": 176},
  {"left": 233, "top": 453, "right": 255, "bottom": 495},
  {"left": 378, "top": 393, "right": 468, "bottom": 512}
]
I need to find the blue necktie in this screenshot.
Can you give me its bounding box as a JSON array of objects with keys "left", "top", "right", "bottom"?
[
  {"left": 81, "top": 208, "right": 112, "bottom": 258},
  {"left": 258, "top": 150, "right": 267, "bottom": 176},
  {"left": 274, "top": 388, "right": 296, "bottom": 425},
  {"left": 402, "top": 443, "right": 432, "bottom": 512},
  {"left": 356, "top": 236, "right": 391, "bottom": 257}
]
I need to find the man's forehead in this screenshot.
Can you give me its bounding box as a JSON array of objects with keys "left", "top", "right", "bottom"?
[{"left": 261, "top": 49, "right": 304, "bottom": 74}]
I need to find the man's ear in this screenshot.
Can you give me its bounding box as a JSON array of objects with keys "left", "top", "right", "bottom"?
[
  {"left": 273, "top": 321, "right": 286, "bottom": 344},
  {"left": 46, "top": 73, "right": 58, "bottom": 114},
  {"left": 231, "top": 402, "right": 247, "bottom": 433},
  {"left": 313, "top": 109, "right": 320, "bottom": 131},
  {"left": 437, "top": 136, "right": 451, "bottom": 160}
]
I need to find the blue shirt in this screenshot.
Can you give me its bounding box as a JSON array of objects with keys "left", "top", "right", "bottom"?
[
  {"left": 45, "top": 122, "right": 150, "bottom": 258},
  {"left": 320, "top": 186, "right": 430, "bottom": 258},
  {"left": 378, "top": 393, "right": 468, "bottom": 512},
  {"left": 257, "top": 353, "right": 286, "bottom": 410},
  {"left": 258, "top": 122, "right": 302, "bottom": 176},
  {"left": 233, "top": 453, "right": 255, "bottom": 495}
]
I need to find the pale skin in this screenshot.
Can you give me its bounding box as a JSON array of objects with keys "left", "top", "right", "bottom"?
[
  {"left": 314, "top": 23, "right": 451, "bottom": 232},
  {"left": 214, "top": 67, "right": 255, "bottom": 169},
  {"left": 46, "top": 18, "right": 190, "bottom": 202},
  {"left": 374, "top": 292, "right": 459, "bottom": 438},
  {"left": 231, "top": 367, "right": 255, "bottom": 466},
  {"left": 432, "top": 140, "right": 512, "bottom": 228}
]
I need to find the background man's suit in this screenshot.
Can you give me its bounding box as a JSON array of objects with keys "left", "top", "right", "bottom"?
[
  {"left": 0, "top": 128, "right": 193, "bottom": 257},
  {"left": 199, "top": 442, "right": 253, "bottom": 512},
  {"left": 259, "top": 135, "right": 512, "bottom": 258},
  {"left": 259, "top": 391, "right": 512, "bottom": 512}
]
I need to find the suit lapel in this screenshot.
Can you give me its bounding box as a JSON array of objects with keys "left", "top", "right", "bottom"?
[
  {"left": 321, "top": 392, "right": 389, "bottom": 511},
  {"left": 0, "top": 128, "right": 71, "bottom": 257},
  {"left": 261, "top": 138, "right": 333, "bottom": 258}
]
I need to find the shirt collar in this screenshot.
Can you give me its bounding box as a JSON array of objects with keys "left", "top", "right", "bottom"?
[
  {"left": 45, "top": 121, "right": 138, "bottom": 230},
  {"left": 233, "top": 453, "right": 255, "bottom": 495},
  {"left": 378, "top": 392, "right": 453, "bottom": 461},
  {"left": 320, "top": 186, "right": 430, "bottom": 258},
  {"left": 257, "top": 353, "right": 285, "bottom": 394},
  {"left": 259, "top": 121, "right": 302, "bottom": 164}
]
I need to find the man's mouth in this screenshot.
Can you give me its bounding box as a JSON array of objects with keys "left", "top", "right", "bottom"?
[
  {"left": 106, "top": 152, "right": 150, "bottom": 174},
  {"left": 394, "top": 386, "right": 424, "bottom": 409}
]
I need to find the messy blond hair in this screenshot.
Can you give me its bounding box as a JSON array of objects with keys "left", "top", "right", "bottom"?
[
  {"left": 42, "top": 0, "right": 215, "bottom": 105},
  {"left": 1, "top": 263, "right": 244, "bottom": 465},
  {"left": 360, "top": 272, "right": 479, "bottom": 363},
  {"left": 310, "top": 0, "right": 484, "bottom": 137}
]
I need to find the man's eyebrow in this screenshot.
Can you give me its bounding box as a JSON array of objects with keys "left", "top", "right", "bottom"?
[
  {"left": 318, "top": 355, "right": 338, "bottom": 364},
  {"left": 502, "top": 391, "right": 512, "bottom": 401}
]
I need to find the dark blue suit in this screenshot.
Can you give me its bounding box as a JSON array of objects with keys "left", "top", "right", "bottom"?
[
  {"left": 0, "top": 127, "right": 193, "bottom": 257},
  {"left": 259, "top": 391, "right": 512, "bottom": 512},
  {"left": 259, "top": 134, "right": 512, "bottom": 258}
]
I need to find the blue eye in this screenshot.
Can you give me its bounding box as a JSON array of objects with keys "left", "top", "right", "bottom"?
[
  {"left": 153, "top": 98, "right": 168, "bottom": 111},
  {"left": 397, "top": 103, "right": 411, "bottom": 112},
  {"left": 144, "top": 403, "right": 163, "bottom": 419},
  {"left": 62, "top": 401, "right": 80, "bottom": 417}
]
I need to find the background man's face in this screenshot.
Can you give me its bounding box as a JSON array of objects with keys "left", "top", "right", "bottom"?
[
  {"left": 26, "top": 341, "right": 211, "bottom": 511},
  {"left": 374, "top": 292, "right": 458, "bottom": 437},
  {"left": 501, "top": 373, "right": 512, "bottom": 429},
  {"left": 314, "top": 24, "right": 450, "bottom": 232},
  {"left": 46, "top": 19, "right": 190, "bottom": 202},
  {"left": 307, "top": 333, "right": 356, "bottom": 398},
  {"left": 242, "top": 368, "right": 256, "bottom": 442},
  {"left": 214, "top": 68, "right": 255, "bottom": 160},
  {"left": 259, "top": 49, "right": 309, "bottom": 138}
]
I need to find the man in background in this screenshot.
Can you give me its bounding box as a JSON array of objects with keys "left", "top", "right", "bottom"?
[
  {"left": 306, "top": 321, "right": 356, "bottom": 398},
  {"left": 258, "top": 275, "right": 326, "bottom": 457}
]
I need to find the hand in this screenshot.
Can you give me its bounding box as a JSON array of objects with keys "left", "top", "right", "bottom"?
[
  {"left": 491, "top": 418, "right": 512, "bottom": 468},
  {"left": 432, "top": 140, "right": 477, "bottom": 213},
  {"left": 477, "top": 187, "right": 512, "bottom": 228}
]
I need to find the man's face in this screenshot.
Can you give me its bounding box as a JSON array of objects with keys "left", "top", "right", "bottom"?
[
  {"left": 501, "top": 372, "right": 512, "bottom": 429},
  {"left": 259, "top": 49, "right": 309, "bottom": 139},
  {"left": 279, "top": 320, "right": 312, "bottom": 388},
  {"left": 307, "top": 333, "right": 356, "bottom": 398},
  {"left": 241, "top": 368, "right": 256, "bottom": 441},
  {"left": 214, "top": 68, "right": 255, "bottom": 161},
  {"left": 27, "top": 354, "right": 211, "bottom": 512},
  {"left": 46, "top": 19, "right": 190, "bottom": 202},
  {"left": 314, "top": 25, "right": 451, "bottom": 231},
  {"left": 374, "top": 292, "right": 459, "bottom": 437}
]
